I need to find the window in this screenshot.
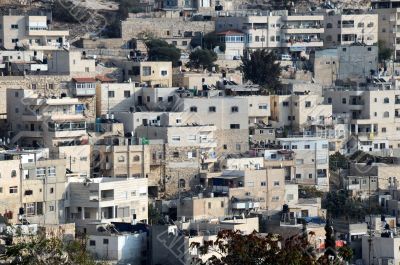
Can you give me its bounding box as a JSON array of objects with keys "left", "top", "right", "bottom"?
[
  {"left": 190, "top": 106, "right": 197, "bottom": 112},
  {"left": 209, "top": 106, "right": 216, "bottom": 112},
  {"left": 272, "top": 196, "right": 280, "bottom": 202},
  {"left": 305, "top": 101, "right": 311, "bottom": 108},
  {"left": 11, "top": 24, "right": 18, "bottom": 29},
  {"left": 161, "top": 70, "right": 168, "bottom": 76},
  {"left": 173, "top": 152, "right": 179, "bottom": 158},
  {"left": 327, "top": 98, "right": 332, "bottom": 104},
  {"left": 89, "top": 240, "right": 96, "bottom": 246},
  {"left": 0, "top": 187, "right": 3, "bottom": 193},
  {"left": 282, "top": 101, "right": 289, "bottom": 107},
  {"left": 382, "top": 127, "right": 387, "bottom": 133},
  {"left": 9, "top": 186, "right": 18, "bottom": 194},
  {"left": 287, "top": 194, "right": 294, "bottom": 201},
  {"left": 24, "top": 190, "right": 33, "bottom": 196},
  {"left": 273, "top": 181, "right": 280, "bottom": 186},
  {"left": 304, "top": 145, "right": 310, "bottom": 149},
  {"left": 383, "top": 111, "right": 390, "bottom": 118},
  {"left": 208, "top": 202, "right": 211, "bottom": 209},
  {"left": 179, "top": 179, "right": 186, "bottom": 188},
  {"left": 384, "top": 97, "right": 389, "bottom": 104},
  {"left": 108, "top": 91, "right": 115, "bottom": 98},
  {"left": 188, "top": 135, "right": 196, "bottom": 141},
  {"left": 230, "top": 124, "right": 240, "bottom": 129},
  {"left": 342, "top": 98, "right": 347, "bottom": 104},
  {"left": 326, "top": 23, "right": 332, "bottom": 28},
  {"left": 103, "top": 238, "right": 109, "bottom": 244},
  {"left": 50, "top": 187, "right": 54, "bottom": 194},
  {"left": 221, "top": 201, "right": 224, "bottom": 208},
  {"left": 133, "top": 155, "right": 140, "bottom": 162},
  {"left": 261, "top": 181, "right": 266, "bottom": 186},
  {"left": 296, "top": 174, "right": 302, "bottom": 179},
  {"left": 236, "top": 144, "right": 241, "bottom": 151},
  {"left": 49, "top": 205, "right": 55, "bottom": 211},
  {"left": 124, "top": 91, "right": 130, "bottom": 98},
  {"left": 11, "top": 170, "right": 17, "bottom": 178},
  {"left": 258, "top": 104, "right": 268, "bottom": 110},
  {"left": 47, "top": 167, "right": 56, "bottom": 177},
  {"left": 322, "top": 144, "right": 328, "bottom": 149},
  {"left": 291, "top": 145, "right": 297, "bottom": 149},
  {"left": 36, "top": 167, "right": 45, "bottom": 178},
  {"left": 309, "top": 173, "right": 313, "bottom": 179},
  {"left": 231, "top": 106, "right": 239, "bottom": 112},
  {"left": 172, "top": 136, "right": 181, "bottom": 142},
  {"left": 142, "top": 66, "right": 151, "bottom": 76},
  {"left": 11, "top": 38, "right": 18, "bottom": 43}
]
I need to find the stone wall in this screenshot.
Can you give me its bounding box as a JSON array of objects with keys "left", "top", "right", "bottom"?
[
  {"left": 121, "top": 17, "right": 215, "bottom": 40},
  {"left": 215, "top": 129, "right": 249, "bottom": 154}
]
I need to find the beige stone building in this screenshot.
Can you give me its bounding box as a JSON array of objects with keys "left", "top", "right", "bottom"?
[
  {"left": 65, "top": 176, "right": 148, "bottom": 227},
  {"left": 47, "top": 50, "right": 96, "bottom": 77},
  {"left": 372, "top": 0, "right": 400, "bottom": 59},
  {"left": 0, "top": 149, "right": 67, "bottom": 225},
  {"left": 270, "top": 92, "right": 332, "bottom": 131},
  {"left": 120, "top": 61, "right": 173, "bottom": 87},
  {"left": 0, "top": 15, "right": 69, "bottom": 50},
  {"left": 322, "top": 10, "right": 378, "bottom": 48},
  {"left": 7, "top": 88, "right": 89, "bottom": 150},
  {"left": 324, "top": 84, "right": 400, "bottom": 152},
  {"left": 216, "top": 10, "right": 324, "bottom": 55},
  {"left": 177, "top": 196, "right": 230, "bottom": 221}
]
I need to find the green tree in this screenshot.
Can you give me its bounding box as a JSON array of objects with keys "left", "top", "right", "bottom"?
[
  {"left": 299, "top": 185, "right": 324, "bottom": 199},
  {"left": 0, "top": 236, "right": 103, "bottom": 265},
  {"left": 145, "top": 39, "right": 181, "bottom": 67},
  {"left": 378, "top": 40, "right": 393, "bottom": 62},
  {"left": 337, "top": 245, "right": 353, "bottom": 263},
  {"left": 241, "top": 49, "right": 281, "bottom": 92},
  {"left": 192, "top": 230, "right": 346, "bottom": 265},
  {"left": 188, "top": 49, "right": 218, "bottom": 70},
  {"left": 329, "top": 152, "right": 349, "bottom": 171}
]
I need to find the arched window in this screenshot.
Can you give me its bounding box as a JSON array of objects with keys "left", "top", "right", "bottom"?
[
  {"left": 179, "top": 179, "right": 186, "bottom": 188},
  {"left": 133, "top": 155, "right": 140, "bottom": 162},
  {"left": 11, "top": 170, "right": 17, "bottom": 178},
  {"left": 384, "top": 97, "right": 390, "bottom": 104},
  {"left": 383, "top": 111, "right": 390, "bottom": 118},
  {"left": 326, "top": 23, "right": 333, "bottom": 28}
]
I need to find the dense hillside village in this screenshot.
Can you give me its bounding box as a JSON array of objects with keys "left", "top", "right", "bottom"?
[{"left": 0, "top": 0, "right": 400, "bottom": 264}]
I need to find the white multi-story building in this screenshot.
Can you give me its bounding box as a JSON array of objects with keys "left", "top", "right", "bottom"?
[
  {"left": 322, "top": 10, "right": 378, "bottom": 48},
  {"left": 216, "top": 10, "right": 324, "bottom": 57},
  {"left": 0, "top": 15, "right": 69, "bottom": 50},
  {"left": 65, "top": 177, "right": 148, "bottom": 226}
]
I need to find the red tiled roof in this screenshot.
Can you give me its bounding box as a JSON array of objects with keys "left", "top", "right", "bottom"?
[
  {"left": 72, "top": 77, "right": 97, "bottom": 83},
  {"left": 217, "top": 30, "right": 245, "bottom": 36},
  {"left": 95, "top": 75, "right": 116, "bottom": 83}
]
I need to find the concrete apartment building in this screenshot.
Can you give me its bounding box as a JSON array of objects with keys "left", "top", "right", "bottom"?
[
  {"left": 270, "top": 92, "right": 332, "bottom": 132},
  {"left": 204, "top": 168, "right": 287, "bottom": 213},
  {"left": 47, "top": 50, "right": 96, "bottom": 77},
  {"left": 372, "top": 0, "right": 400, "bottom": 59},
  {"left": 96, "top": 82, "right": 140, "bottom": 116},
  {"left": 0, "top": 15, "right": 69, "bottom": 50},
  {"left": 311, "top": 45, "right": 379, "bottom": 85},
  {"left": 120, "top": 61, "right": 173, "bottom": 87},
  {"left": 65, "top": 176, "right": 148, "bottom": 227},
  {"left": 322, "top": 10, "right": 378, "bottom": 48},
  {"left": 362, "top": 233, "right": 400, "bottom": 265},
  {"left": 92, "top": 136, "right": 151, "bottom": 180},
  {"left": 324, "top": 84, "right": 400, "bottom": 152},
  {"left": 177, "top": 196, "right": 230, "bottom": 221},
  {"left": 257, "top": 137, "right": 330, "bottom": 191},
  {"left": 7, "top": 89, "right": 88, "bottom": 150},
  {"left": 216, "top": 10, "right": 324, "bottom": 56},
  {"left": 0, "top": 149, "right": 67, "bottom": 225}
]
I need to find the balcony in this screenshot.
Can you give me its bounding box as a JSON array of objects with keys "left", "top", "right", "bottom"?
[
  {"left": 231, "top": 200, "right": 261, "bottom": 209},
  {"left": 199, "top": 138, "right": 217, "bottom": 148},
  {"left": 281, "top": 39, "right": 323, "bottom": 47}
]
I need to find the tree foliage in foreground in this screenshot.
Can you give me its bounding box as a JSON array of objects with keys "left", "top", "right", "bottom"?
[
  {"left": 0, "top": 236, "right": 104, "bottom": 265},
  {"left": 145, "top": 39, "right": 181, "bottom": 67},
  {"left": 189, "top": 49, "right": 218, "bottom": 70},
  {"left": 191, "top": 230, "right": 351, "bottom": 265},
  {"left": 241, "top": 49, "right": 281, "bottom": 92}
]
